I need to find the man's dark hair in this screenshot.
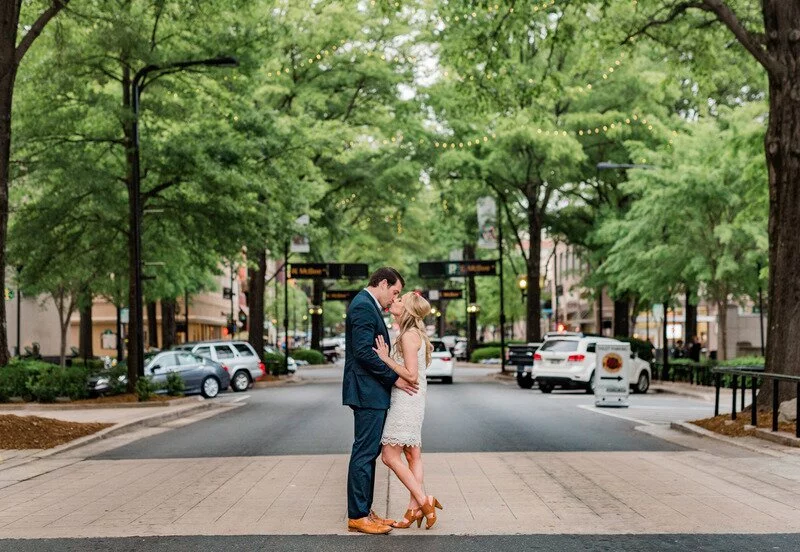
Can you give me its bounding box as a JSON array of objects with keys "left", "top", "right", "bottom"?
[{"left": 368, "top": 266, "right": 405, "bottom": 288}]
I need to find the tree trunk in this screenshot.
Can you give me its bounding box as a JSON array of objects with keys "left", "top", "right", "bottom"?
[
  {"left": 79, "top": 298, "right": 93, "bottom": 362},
  {"left": 147, "top": 301, "right": 158, "bottom": 349},
  {"left": 437, "top": 302, "right": 446, "bottom": 337},
  {"left": 717, "top": 300, "right": 728, "bottom": 362},
  {"left": 0, "top": 5, "right": 18, "bottom": 367},
  {"left": 613, "top": 298, "right": 630, "bottom": 338},
  {"left": 525, "top": 195, "right": 542, "bottom": 342},
  {"left": 685, "top": 290, "right": 697, "bottom": 343},
  {"left": 248, "top": 248, "right": 267, "bottom": 356},
  {"left": 161, "top": 299, "right": 176, "bottom": 350},
  {"left": 759, "top": 1, "right": 800, "bottom": 407}
]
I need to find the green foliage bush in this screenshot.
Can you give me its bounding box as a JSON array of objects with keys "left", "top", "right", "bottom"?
[
  {"left": 291, "top": 349, "right": 325, "bottom": 365},
  {"left": 470, "top": 347, "right": 502, "bottom": 363},
  {"left": 135, "top": 376, "right": 159, "bottom": 402},
  {"left": 165, "top": 371, "right": 185, "bottom": 397},
  {"left": 263, "top": 352, "right": 288, "bottom": 375},
  {"left": 719, "top": 356, "right": 764, "bottom": 367},
  {"left": 27, "top": 364, "right": 89, "bottom": 402},
  {"left": 0, "top": 363, "right": 33, "bottom": 401},
  {"left": 70, "top": 358, "right": 106, "bottom": 373}
]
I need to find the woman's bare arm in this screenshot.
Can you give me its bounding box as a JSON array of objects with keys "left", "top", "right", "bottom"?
[{"left": 373, "top": 333, "right": 420, "bottom": 384}]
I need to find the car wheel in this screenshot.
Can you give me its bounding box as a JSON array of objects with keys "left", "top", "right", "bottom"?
[
  {"left": 539, "top": 381, "right": 554, "bottom": 394},
  {"left": 231, "top": 370, "right": 251, "bottom": 392},
  {"left": 443, "top": 376, "right": 453, "bottom": 384},
  {"left": 635, "top": 371, "right": 650, "bottom": 394},
  {"left": 517, "top": 373, "right": 533, "bottom": 389},
  {"left": 585, "top": 371, "right": 596, "bottom": 394},
  {"left": 201, "top": 376, "right": 220, "bottom": 399}
]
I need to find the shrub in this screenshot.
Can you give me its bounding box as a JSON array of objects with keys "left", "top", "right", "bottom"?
[
  {"left": 719, "top": 356, "right": 764, "bottom": 368},
  {"left": 263, "top": 352, "right": 288, "bottom": 375},
  {"left": 0, "top": 363, "right": 32, "bottom": 402},
  {"left": 70, "top": 358, "right": 107, "bottom": 373},
  {"left": 291, "top": 349, "right": 326, "bottom": 365},
  {"left": 470, "top": 346, "right": 502, "bottom": 363},
  {"left": 164, "top": 371, "right": 185, "bottom": 397},
  {"left": 27, "top": 365, "right": 89, "bottom": 402},
  {"left": 135, "top": 376, "right": 159, "bottom": 401}
]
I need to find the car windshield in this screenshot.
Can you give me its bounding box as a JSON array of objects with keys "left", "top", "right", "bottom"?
[
  {"left": 540, "top": 340, "right": 580, "bottom": 352},
  {"left": 431, "top": 341, "right": 448, "bottom": 352}
]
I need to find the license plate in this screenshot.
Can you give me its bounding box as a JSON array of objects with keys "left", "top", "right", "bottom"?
[{"left": 548, "top": 359, "right": 563, "bottom": 364}]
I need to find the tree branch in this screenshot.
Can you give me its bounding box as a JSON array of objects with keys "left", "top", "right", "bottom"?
[{"left": 15, "top": 0, "right": 71, "bottom": 65}]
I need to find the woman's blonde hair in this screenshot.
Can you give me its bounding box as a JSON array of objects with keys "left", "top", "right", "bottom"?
[{"left": 393, "top": 292, "right": 433, "bottom": 367}]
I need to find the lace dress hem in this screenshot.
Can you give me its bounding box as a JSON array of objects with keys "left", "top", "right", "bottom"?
[{"left": 380, "top": 437, "right": 421, "bottom": 448}]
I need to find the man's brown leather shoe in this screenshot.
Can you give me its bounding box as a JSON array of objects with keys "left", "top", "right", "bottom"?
[
  {"left": 369, "top": 510, "right": 396, "bottom": 526},
  {"left": 347, "top": 516, "right": 392, "bottom": 534}
]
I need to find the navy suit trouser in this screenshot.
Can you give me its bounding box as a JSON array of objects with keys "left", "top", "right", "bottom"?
[{"left": 347, "top": 406, "right": 387, "bottom": 519}]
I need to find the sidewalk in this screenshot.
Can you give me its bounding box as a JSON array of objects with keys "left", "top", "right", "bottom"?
[{"left": 0, "top": 438, "right": 799, "bottom": 538}]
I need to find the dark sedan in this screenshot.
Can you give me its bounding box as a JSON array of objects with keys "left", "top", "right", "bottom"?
[{"left": 88, "top": 351, "right": 230, "bottom": 398}]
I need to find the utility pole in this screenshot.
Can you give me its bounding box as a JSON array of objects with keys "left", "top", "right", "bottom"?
[
  {"left": 283, "top": 241, "right": 290, "bottom": 374},
  {"left": 498, "top": 191, "right": 506, "bottom": 373}
]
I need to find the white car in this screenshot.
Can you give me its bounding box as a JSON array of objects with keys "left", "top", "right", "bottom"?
[
  {"left": 426, "top": 339, "right": 454, "bottom": 384},
  {"left": 532, "top": 335, "right": 651, "bottom": 394}
]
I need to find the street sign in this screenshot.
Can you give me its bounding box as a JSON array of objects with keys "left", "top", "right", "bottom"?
[
  {"left": 120, "top": 307, "right": 129, "bottom": 324},
  {"left": 419, "top": 260, "right": 497, "bottom": 279},
  {"left": 222, "top": 287, "right": 233, "bottom": 300},
  {"left": 423, "top": 289, "right": 463, "bottom": 300},
  {"left": 594, "top": 342, "right": 631, "bottom": 408},
  {"left": 290, "top": 263, "right": 369, "bottom": 280},
  {"left": 325, "top": 290, "right": 359, "bottom": 301}
]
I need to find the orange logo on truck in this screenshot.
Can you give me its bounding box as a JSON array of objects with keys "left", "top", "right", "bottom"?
[{"left": 602, "top": 353, "right": 623, "bottom": 373}]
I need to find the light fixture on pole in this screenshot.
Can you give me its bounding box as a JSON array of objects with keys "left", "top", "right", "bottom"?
[
  {"left": 129, "top": 56, "right": 238, "bottom": 383},
  {"left": 517, "top": 274, "right": 528, "bottom": 301}
]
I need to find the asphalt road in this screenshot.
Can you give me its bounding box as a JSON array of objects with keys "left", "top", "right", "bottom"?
[
  {"left": 2, "top": 534, "right": 798, "bottom": 552},
  {"left": 92, "top": 366, "right": 696, "bottom": 459}
]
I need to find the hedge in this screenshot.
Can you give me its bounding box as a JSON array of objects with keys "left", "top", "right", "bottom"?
[
  {"left": 0, "top": 359, "right": 89, "bottom": 403},
  {"left": 263, "top": 352, "right": 289, "bottom": 375},
  {"left": 291, "top": 349, "right": 326, "bottom": 365},
  {"left": 470, "top": 346, "right": 502, "bottom": 363}
]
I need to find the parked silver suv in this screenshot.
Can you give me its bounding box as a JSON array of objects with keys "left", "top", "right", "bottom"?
[{"left": 175, "top": 340, "right": 265, "bottom": 392}]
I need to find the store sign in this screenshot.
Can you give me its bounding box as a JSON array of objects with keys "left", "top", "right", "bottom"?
[
  {"left": 290, "top": 263, "right": 369, "bottom": 280},
  {"left": 419, "top": 260, "right": 497, "bottom": 279},
  {"left": 325, "top": 290, "right": 359, "bottom": 301},
  {"left": 594, "top": 342, "right": 631, "bottom": 408}
]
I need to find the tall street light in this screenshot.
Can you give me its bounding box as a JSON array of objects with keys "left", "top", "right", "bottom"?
[{"left": 129, "top": 56, "right": 238, "bottom": 383}]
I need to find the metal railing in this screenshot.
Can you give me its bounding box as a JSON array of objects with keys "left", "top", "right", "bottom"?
[{"left": 712, "top": 367, "right": 800, "bottom": 438}]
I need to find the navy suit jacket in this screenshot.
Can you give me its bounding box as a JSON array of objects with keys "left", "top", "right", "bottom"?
[{"left": 342, "top": 290, "right": 399, "bottom": 409}]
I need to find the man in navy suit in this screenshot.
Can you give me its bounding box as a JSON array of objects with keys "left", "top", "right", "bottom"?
[{"left": 342, "top": 266, "right": 417, "bottom": 534}]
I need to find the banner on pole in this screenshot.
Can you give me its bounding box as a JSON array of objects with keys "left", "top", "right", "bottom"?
[
  {"left": 477, "top": 196, "right": 498, "bottom": 249},
  {"left": 290, "top": 214, "right": 311, "bottom": 253}
]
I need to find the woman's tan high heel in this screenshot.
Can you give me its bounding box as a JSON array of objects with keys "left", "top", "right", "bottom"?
[
  {"left": 391, "top": 509, "right": 421, "bottom": 529},
  {"left": 420, "top": 497, "right": 439, "bottom": 529}
]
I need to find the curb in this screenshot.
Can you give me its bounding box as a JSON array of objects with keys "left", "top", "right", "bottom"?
[
  {"left": 754, "top": 427, "right": 800, "bottom": 448},
  {"left": 0, "top": 396, "right": 199, "bottom": 411},
  {"left": 651, "top": 384, "right": 716, "bottom": 402},
  {"left": 253, "top": 375, "right": 305, "bottom": 388},
  {"left": 30, "top": 399, "right": 226, "bottom": 459},
  {"left": 669, "top": 421, "right": 786, "bottom": 457}
]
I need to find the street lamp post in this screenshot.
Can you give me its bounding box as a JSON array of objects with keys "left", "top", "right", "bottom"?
[{"left": 128, "top": 56, "right": 238, "bottom": 382}]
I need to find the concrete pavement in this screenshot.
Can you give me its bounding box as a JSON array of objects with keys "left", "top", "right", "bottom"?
[
  {"left": 1, "top": 442, "right": 800, "bottom": 538},
  {"left": 2, "top": 373, "right": 800, "bottom": 540}
]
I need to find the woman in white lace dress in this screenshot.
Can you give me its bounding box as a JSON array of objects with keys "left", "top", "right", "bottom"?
[{"left": 373, "top": 292, "right": 442, "bottom": 529}]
